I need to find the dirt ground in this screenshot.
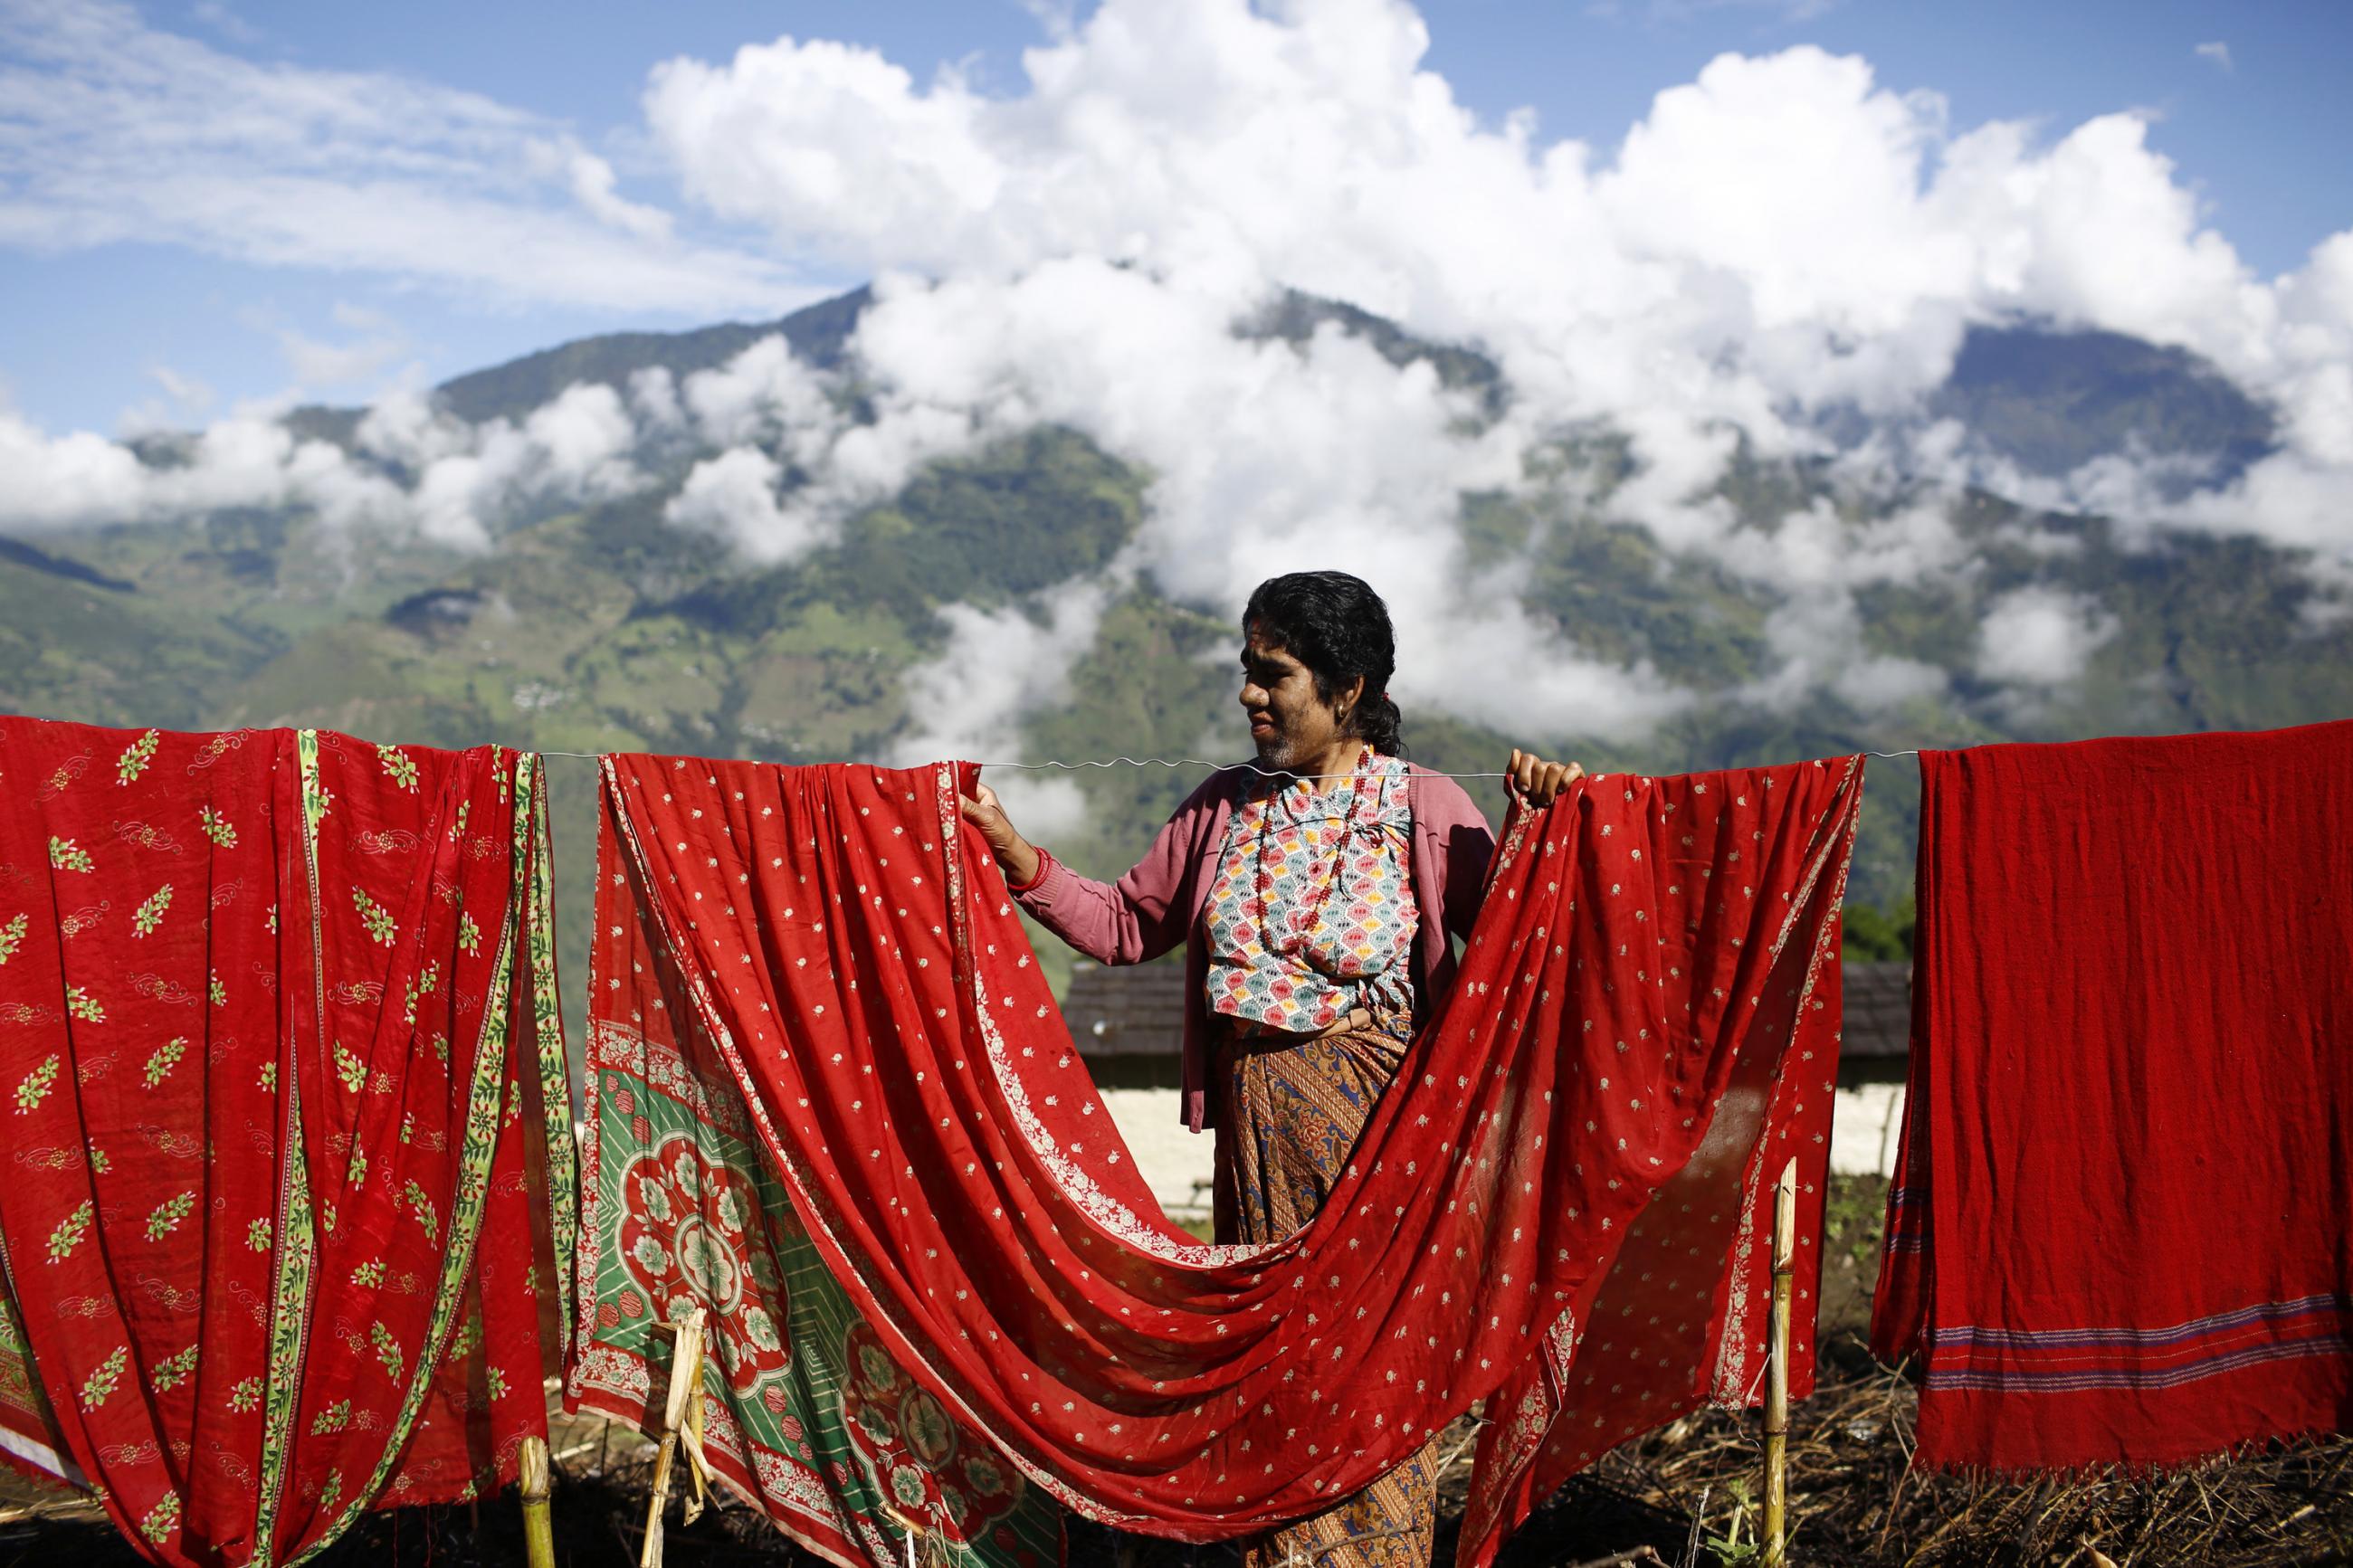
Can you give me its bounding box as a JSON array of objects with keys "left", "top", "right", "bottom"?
[{"left": 7, "top": 1176, "right": 2349, "bottom": 1566}]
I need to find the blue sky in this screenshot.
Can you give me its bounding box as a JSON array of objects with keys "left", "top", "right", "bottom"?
[{"left": 2, "top": 0, "right": 2347, "bottom": 435}]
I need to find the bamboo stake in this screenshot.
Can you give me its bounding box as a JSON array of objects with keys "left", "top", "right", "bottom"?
[
  {"left": 639, "top": 1307, "right": 709, "bottom": 1568},
  {"left": 517, "top": 1434, "right": 554, "bottom": 1568},
  {"left": 1763, "top": 1155, "right": 1798, "bottom": 1567},
  {"left": 681, "top": 1346, "right": 710, "bottom": 1526}
]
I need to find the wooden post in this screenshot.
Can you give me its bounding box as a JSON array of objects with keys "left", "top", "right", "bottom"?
[
  {"left": 1762, "top": 1156, "right": 1798, "bottom": 1566},
  {"left": 517, "top": 1434, "right": 554, "bottom": 1568},
  {"left": 682, "top": 1345, "right": 710, "bottom": 1526},
  {"left": 639, "top": 1307, "right": 708, "bottom": 1568}
]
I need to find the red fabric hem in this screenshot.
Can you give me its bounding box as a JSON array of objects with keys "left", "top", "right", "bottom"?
[{"left": 1914, "top": 1358, "right": 2353, "bottom": 1475}]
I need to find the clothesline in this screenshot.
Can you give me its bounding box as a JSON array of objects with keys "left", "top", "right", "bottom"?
[
  {"left": 534, "top": 747, "right": 1926, "bottom": 776},
  {"left": 18, "top": 711, "right": 2331, "bottom": 1563}
]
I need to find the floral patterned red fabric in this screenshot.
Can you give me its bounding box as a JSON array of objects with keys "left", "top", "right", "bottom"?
[
  {"left": 574, "top": 793, "right": 1069, "bottom": 1568},
  {"left": 0, "top": 718, "right": 574, "bottom": 1564},
  {"left": 594, "top": 750, "right": 1861, "bottom": 1564}
]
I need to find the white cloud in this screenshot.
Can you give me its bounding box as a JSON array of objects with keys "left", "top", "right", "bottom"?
[
  {"left": 116, "top": 364, "right": 216, "bottom": 434},
  {"left": 186, "top": 1, "right": 260, "bottom": 45},
  {"left": 895, "top": 580, "right": 1114, "bottom": 760},
  {"left": 845, "top": 261, "right": 1689, "bottom": 739},
  {"left": 273, "top": 323, "right": 409, "bottom": 390},
  {"left": 1720, "top": 499, "right": 1966, "bottom": 712},
  {"left": 0, "top": 412, "right": 148, "bottom": 526},
  {"left": 0, "top": 0, "right": 808, "bottom": 314},
  {"left": 3, "top": 376, "right": 647, "bottom": 546},
  {"left": 634, "top": 275, "right": 1689, "bottom": 739},
  {"left": 663, "top": 445, "right": 830, "bottom": 561},
  {"left": 664, "top": 328, "right": 992, "bottom": 559},
  {"left": 678, "top": 333, "right": 839, "bottom": 448},
  {"left": 562, "top": 149, "right": 675, "bottom": 242},
  {"left": 888, "top": 575, "right": 1119, "bottom": 836},
  {"left": 518, "top": 382, "right": 638, "bottom": 491},
  {"left": 0, "top": 405, "right": 408, "bottom": 532},
  {"left": 643, "top": 9, "right": 2351, "bottom": 566},
  {"left": 1975, "top": 584, "right": 2120, "bottom": 687},
  {"left": 1409, "top": 590, "right": 1696, "bottom": 737},
  {"left": 626, "top": 3, "right": 2352, "bottom": 741},
  {"left": 398, "top": 382, "right": 643, "bottom": 546},
  {"left": 1592, "top": 0, "right": 1843, "bottom": 19},
  {"left": 220, "top": 300, "right": 414, "bottom": 398},
  {"left": 9, "top": 0, "right": 2351, "bottom": 744},
  {"left": 2195, "top": 41, "right": 2232, "bottom": 72},
  {"left": 1750, "top": 594, "right": 1949, "bottom": 714},
  {"left": 354, "top": 390, "right": 468, "bottom": 469},
  {"left": 626, "top": 366, "right": 685, "bottom": 432}
]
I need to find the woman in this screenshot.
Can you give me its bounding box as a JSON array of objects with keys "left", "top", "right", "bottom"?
[{"left": 958, "top": 570, "right": 1581, "bottom": 1568}]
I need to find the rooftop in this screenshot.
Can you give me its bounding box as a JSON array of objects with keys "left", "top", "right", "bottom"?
[{"left": 1060, "top": 958, "right": 1914, "bottom": 1060}]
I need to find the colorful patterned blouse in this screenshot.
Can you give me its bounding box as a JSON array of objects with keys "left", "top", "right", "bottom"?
[{"left": 1201, "top": 751, "right": 1419, "bottom": 1034}]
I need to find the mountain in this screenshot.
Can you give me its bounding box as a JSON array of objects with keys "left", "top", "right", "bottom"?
[
  {"left": 442, "top": 286, "right": 873, "bottom": 424},
  {"left": 1929, "top": 325, "right": 2276, "bottom": 480},
  {"left": 5, "top": 287, "right": 2348, "bottom": 1012}
]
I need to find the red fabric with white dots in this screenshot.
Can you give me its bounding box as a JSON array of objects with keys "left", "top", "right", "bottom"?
[{"left": 595, "top": 750, "right": 1860, "bottom": 1563}]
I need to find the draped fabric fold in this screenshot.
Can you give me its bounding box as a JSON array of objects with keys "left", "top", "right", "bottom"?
[
  {"left": 1873, "top": 724, "right": 2353, "bottom": 1471},
  {"left": 0, "top": 718, "right": 574, "bottom": 1565},
  {"left": 576, "top": 751, "right": 1861, "bottom": 1564}
]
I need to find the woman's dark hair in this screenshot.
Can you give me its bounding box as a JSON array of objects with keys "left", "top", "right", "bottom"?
[{"left": 1243, "top": 571, "right": 1405, "bottom": 757}]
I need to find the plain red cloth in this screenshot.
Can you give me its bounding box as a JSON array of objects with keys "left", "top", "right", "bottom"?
[
  {"left": 596, "top": 752, "right": 1860, "bottom": 1563},
  {"left": 1874, "top": 721, "right": 2353, "bottom": 1471}
]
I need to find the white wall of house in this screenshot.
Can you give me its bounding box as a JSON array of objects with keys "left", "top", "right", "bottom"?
[
  {"left": 1097, "top": 1088, "right": 1219, "bottom": 1221},
  {"left": 1831, "top": 1083, "right": 1909, "bottom": 1179}
]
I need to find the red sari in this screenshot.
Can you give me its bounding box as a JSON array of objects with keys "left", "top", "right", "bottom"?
[
  {"left": 0, "top": 719, "right": 573, "bottom": 1563},
  {"left": 586, "top": 752, "right": 1860, "bottom": 1564}
]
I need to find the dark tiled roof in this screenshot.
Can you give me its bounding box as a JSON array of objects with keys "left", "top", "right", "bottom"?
[
  {"left": 1062, "top": 959, "right": 1188, "bottom": 1057},
  {"left": 1063, "top": 956, "right": 1917, "bottom": 1060},
  {"left": 1841, "top": 962, "right": 1912, "bottom": 1059}
]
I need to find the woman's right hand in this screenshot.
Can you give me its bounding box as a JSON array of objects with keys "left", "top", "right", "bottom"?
[{"left": 957, "top": 783, "right": 1043, "bottom": 889}]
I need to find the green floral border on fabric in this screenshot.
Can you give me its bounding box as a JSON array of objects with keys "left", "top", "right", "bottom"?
[
  {"left": 528, "top": 774, "right": 579, "bottom": 1360},
  {"left": 0, "top": 1231, "right": 72, "bottom": 1479},
  {"left": 586, "top": 1036, "right": 1064, "bottom": 1568},
  {"left": 252, "top": 730, "right": 327, "bottom": 1563},
  {"left": 290, "top": 748, "right": 539, "bottom": 1563}
]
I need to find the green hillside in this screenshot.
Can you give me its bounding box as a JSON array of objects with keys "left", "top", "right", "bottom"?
[{"left": 6, "top": 287, "right": 2349, "bottom": 1022}]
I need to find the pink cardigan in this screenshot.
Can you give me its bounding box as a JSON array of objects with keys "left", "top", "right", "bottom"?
[{"left": 1014, "top": 764, "right": 1499, "bottom": 1132}]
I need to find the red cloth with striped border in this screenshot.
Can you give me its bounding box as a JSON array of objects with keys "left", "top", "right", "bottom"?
[
  {"left": 0, "top": 717, "right": 574, "bottom": 1563},
  {"left": 1874, "top": 722, "right": 2353, "bottom": 1470},
  {"left": 593, "top": 751, "right": 1860, "bottom": 1564}
]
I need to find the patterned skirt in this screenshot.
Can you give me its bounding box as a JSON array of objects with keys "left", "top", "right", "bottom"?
[{"left": 1213, "top": 1016, "right": 1441, "bottom": 1568}]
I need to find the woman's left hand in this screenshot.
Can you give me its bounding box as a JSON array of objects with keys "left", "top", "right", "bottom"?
[{"left": 1508, "top": 747, "right": 1586, "bottom": 806}]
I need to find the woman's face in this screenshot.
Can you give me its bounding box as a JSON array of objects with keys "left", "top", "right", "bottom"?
[{"left": 1238, "top": 628, "right": 1360, "bottom": 772}]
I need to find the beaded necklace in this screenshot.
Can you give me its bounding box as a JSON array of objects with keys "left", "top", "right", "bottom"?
[{"left": 1252, "top": 744, "right": 1377, "bottom": 956}]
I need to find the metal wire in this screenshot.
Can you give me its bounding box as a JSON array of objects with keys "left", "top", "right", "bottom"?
[
  {"left": 988, "top": 755, "right": 1518, "bottom": 779},
  {"left": 538, "top": 747, "right": 1923, "bottom": 772}
]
